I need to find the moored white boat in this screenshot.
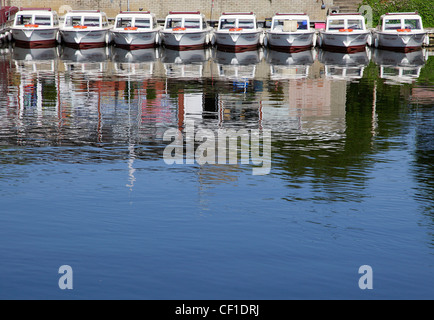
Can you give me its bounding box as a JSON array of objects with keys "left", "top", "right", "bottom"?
[
  {"left": 318, "top": 13, "right": 369, "bottom": 52},
  {"left": 60, "top": 10, "right": 111, "bottom": 48},
  {"left": 11, "top": 8, "right": 59, "bottom": 47},
  {"left": 214, "top": 12, "right": 264, "bottom": 52},
  {"left": 266, "top": 13, "right": 316, "bottom": 52},
  {"left": 160, "top": 11, "right": 213, "bottom": 50},
  {"left": 372, "top": 12, "right": 427, "bottom": 52},
  {"left": 111, "top": 11, "right": 162, "bottom": 49}
]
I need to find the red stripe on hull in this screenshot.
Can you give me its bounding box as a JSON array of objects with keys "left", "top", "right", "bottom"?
[
  {"left": 322, "top": 44, "right": 366, "bottom": 53},
  {"left": 268, "top": 44, "right": 312, "bottom": 53},
  {"left": 14, "top": 39, "right": 57, "bottom": 48},
  {"left": 114, "top": 43, "right": 156, "bottom": 50},
  {"left": 377, "top": 45, "right": 422, "bottom": 53},
  {"left": 216, "top": 43, "right": 259, "bottom": 52},
  {"left": 64, "top": 42, "right": 107, "bottom": 49},
  {"left": 163, "top": 43, "right": 208, "bottom": 51}
]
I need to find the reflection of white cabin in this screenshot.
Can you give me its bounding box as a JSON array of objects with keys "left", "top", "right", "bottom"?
[
  {"left": 111, "top": 47, "right": 157, "bottom": 78},
  {"left": 380, "top": 66, "right": 422, "bottom": 84},
  {"left": 61, "top": 47, "right": 109, "bottom": 77},
  {"left": 373, "top": 48, "right": 426, "bottom": 84},
  {"left": 324, "top": 65, "right": 365, "bottom": 80},
  {"left": 161, "top": 48, "right": 210, "bottom": 78},
  {"left": 270, "top": 65, "right": 310, "bottom": 80},
  {"left": 13, "top": 47, "right": 59, "bottom": 73}
]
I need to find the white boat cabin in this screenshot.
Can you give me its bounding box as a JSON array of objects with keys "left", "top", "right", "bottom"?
[
  {"left": 217, "top": 12, "right": 258, "bottom": 31},
  {"left": 378, "top": 12, "right": 424, "bottom": 32},
  {"left": 63, "top": 10, "right": 109, "bottom": 29},
  {"left": 14, "top": 8, "right": 59, "bottom": 28},
  {"left": 163, "top": 11, "right": 208, "bottom": 31},
  {"left": 114, "top": 11, "right": 158, "bottom": 30},
  {"left": 270, "top": 13, "right": 310, "bottom": 32},
  {"left": 325, "top": 13, "right": 366, "bottom": 32}
]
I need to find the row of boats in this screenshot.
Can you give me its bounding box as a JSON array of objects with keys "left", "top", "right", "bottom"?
[{"left": 7, "top": 8, "right": 430, "bottom": 52}]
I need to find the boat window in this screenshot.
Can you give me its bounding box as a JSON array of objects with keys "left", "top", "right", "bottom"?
[
  {"left": 272, "top": 19, "right": 308, "bottom": 31},
  {"left": 347, "top": 19, "right": 363, "bottom": 30},
  {"left": 135, "top": 19, "right": 151, "bottom": 28},
  {"left": 53, "top": 14, "right": 59, "bottom": 26},
  {"left": 404, "top": 19, "right": 421, "bottom": 30},
  {"left": 83, "top": 17, "right": 101, "bottom": 27},
  {"left": 384, "top": 19, "right": 401, "bottom": 30},
  {"left": 117, "top": 18, "right": 133, "bottom": 28},
  {"left": 185, "top": 19, "right": 201, "bottom": 29},
  {"left": 272, "top": 19, "right": 284, "bottom": 30},
  {"left": 297, "top": 20, "right": 308, "bottom": 30},
  {"left": 102, "top": 16, "right": 108, "bottom": 27},
  {"left": 34, "top": 16, "right": 52, "bottom": 26},
  {"left": 238, "top": 19, "right": 255, "bottom": 29},
  {"left": 219, "top": 18, "right": 236, "bottom": 29},
  {"left": 65, "top": 16, "right": 82, "bottom": 27},
  {"left": 166, "top": 18, "right": 182, "bottom": 29},
  {"left": 328, "top": 19, "right": 345, "bottom": 30},
  {"left": 16, "top": 15, "right": 32, "bottom": 26}
]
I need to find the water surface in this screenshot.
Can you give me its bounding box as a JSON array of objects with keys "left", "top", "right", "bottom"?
[{"left": 0, "top": 44, "right": 433, "bottom": 299}]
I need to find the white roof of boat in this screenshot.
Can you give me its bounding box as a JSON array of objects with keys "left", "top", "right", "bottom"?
[
  {"left": 273, "top": 13, "right": 308, "bottom": 17},
  {"left": 327, "top": 13, "right": 364, "bottom": 19},
  {"left": 166, "top": 11, "right": 204, "bottom": 17},
  {"left": 16, "top": 8, "right": 56, "bottom": 15},
  {"left": 116, "top": 11, "right": 155, "bottom": 17},
  {"left": 64, "top": 10, "right": 107, "bottom": 17},
  {"left": 381, "top": 12, "right": 422, "bottom": 19},
  {"left": 220, "top": 12, "right": 257, "bottom": 18}
]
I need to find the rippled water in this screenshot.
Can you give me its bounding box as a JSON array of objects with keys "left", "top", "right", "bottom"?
[{"left": 0, "top": 44, "right": 433, "bottom": 299}]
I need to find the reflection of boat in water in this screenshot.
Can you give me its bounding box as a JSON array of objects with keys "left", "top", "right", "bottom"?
[
  {"left": 111, "top": 46, "right": 158, "bottom": 63},
  {"left": 214, "top": 49, "right": 262, "bottom": 80},
  {"left": 111, "top": 47, "right": 158, "bottom": 78},
  {"left": 318, "top": 48, "right": 369, "bottom": 80},
  {"left": 13, "top": 46, "right": 59, "bottom": 73},
  {"left": 61, "top": 45, "right": 109, "bottom": 62},
  {"left": 266, "top": 48, "right": 315, "bottom": 79},
  {"left": 161, "top": 48, "right": 210, "bottom": 78},
  {"left": 61, "top": 46, "right": 109, "bottom": 76},
  {"left": 372, "top": 48, "right": 427, "bottom": 84}
]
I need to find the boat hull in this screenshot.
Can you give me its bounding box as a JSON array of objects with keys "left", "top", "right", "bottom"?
[
  {"left": 60, "top": 28, "right": 110, "bottom": 48},
  {"left": 161, "top": 30, "right": 210, "bottom": 50},
  {"left": 11, "top": 27, "right": 58, "bottom": 48},
  {"left": 319, "top": 31, "right": 369, "bottom": 52},
  {"left": 214, "top": 31, "right": 262, "bottom": 52},
  {"left": 267, "top": 31, "right": 315, "bottom": 52},
  {"left": 112, "top": 30, "right": 159, "bottom": 49},
  {"left": 373, "top": 31, "right": 426, "bottom": 52}
]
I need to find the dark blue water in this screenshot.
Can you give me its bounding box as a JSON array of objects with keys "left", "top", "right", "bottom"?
[{"left": 0, "top": 45, "right": 433, "bottom": 299}]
